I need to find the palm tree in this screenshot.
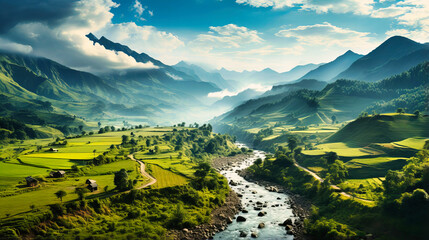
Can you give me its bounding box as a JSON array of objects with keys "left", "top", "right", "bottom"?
[{"left": 54, "top": 190, "right": 67, "bottom": 202}]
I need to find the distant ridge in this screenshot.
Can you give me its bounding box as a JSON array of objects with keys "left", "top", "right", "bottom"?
[
  {"left": 333, "top": 36, "right": 429, "bottom": 82},
  {"left": 299, "top": 50, "right": 363, "bottom": 81}
]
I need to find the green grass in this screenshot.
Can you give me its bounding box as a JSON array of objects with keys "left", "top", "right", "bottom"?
[
  {"left": 19, "top": 156, "right": 78, "bottom": 169},
  {"left": 339, "top": 178, "right": 384, "bottom": 201},
  {"left": 326, "top": 114, "right": 429, "bottom": 147},
  {"left": 346, "top": 157, "right": 407, "bottom": 179},
  {"left": 302, "top": 143, "right": 383, "bottom": 158},
  {"left": 148, "top": 164, "right": 188, "bottom": 189},
  {"left": 391, "top": 137, "right": 427, "bottom": 150}
]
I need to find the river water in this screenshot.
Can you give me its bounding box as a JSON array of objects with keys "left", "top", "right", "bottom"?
[{"left": 214, "top": 143, "right": 295, "bottom": 240}]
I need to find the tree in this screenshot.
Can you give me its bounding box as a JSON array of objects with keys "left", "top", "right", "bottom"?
[
  {"left": 288, "top": 137, "right": 298, "bottom": 152},
  {"left": 98, "top": 122, "right": 101, "bottom": 128},
  {"left": 331, "top": 115, "right": 337, "bottom": 124},
  {"left": 194, "top": 162, "right": 211, "bottom": 179},
  {"left": 146, "top": 139, "right": 151, "bottom": 147},
  {"left": 93, "top": 149, "right": 96, "bottom": 159},
  {"left": 54, "top": 190, "right": 67, "bottom": 202},
  {"left": 78, "top": 125, "right": 83, "bottom": 132},
  {"left": 75, "top": 187, "right": 89, "bottom": 200},
  {"left": 327, "top": 160, "right": 348, "bottom": 183},
  {"left": 424, "top": 140, "right": 429, "bottom": 150},
  {"left": 122, "top": 135, "right": 129, "bottom": 144},
  {"left": 396, "top": 108, "right": 405, "bottom": 114},
  {"left": 325, "top": 152, "right": 339, "bottom": 164},
  {"left": 114, "top": 169, "right": 129, "bottom": 191},
  {"left": 254, "top": 158, "right": 263, "bottom": 167},
  {"left": 414, "top": 110, "right": 421, "bottom": 117}
]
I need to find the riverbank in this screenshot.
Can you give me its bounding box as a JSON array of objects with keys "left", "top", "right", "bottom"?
[
  {"left": 239, "top": 168, "right": 312, "bottom": 240},
  {"left": 211, "top": 153, "right": 253, "bottom": 170},
  {"left": 168, "top": 190, "right": 241, "bottom": 240}
]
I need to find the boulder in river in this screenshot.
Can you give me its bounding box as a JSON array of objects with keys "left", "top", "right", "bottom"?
[
  {"left": 258, "top": 223, "right": 265, "bottom": 229},
  {"left": 286, "top": 225, "right": 293, "bottom": 231},
  {"left": 242, "top": 209, "right": 248, "bottom": 213},
  {"left": 251, "top": 231, "right": 258, "bottom": 238},
  {"left": 258, "top": 211, "right": 267, "bottom": 217},
  {"left": 239, "top": 231, "right": 247, "bottom": 237},
  {"left": 237, "top": 216, "right": 246, "bottom": 222}
]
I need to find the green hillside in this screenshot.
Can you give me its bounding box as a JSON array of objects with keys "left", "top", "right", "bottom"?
[{"left": 326, "top": 114, "right": 429, "bottom": 147}]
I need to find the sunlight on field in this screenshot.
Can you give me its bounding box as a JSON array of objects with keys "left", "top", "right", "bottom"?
[{"left": 149, "top": 164, "right": 188, "bottom": 189}]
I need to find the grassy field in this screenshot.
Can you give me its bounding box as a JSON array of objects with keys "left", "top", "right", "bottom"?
[
  {"left": 0, "top": 127, "right": 176, "bottom": 217},
  {"left": 302, "top": 142, "right": 384, "bottom": 158},
  {"left": 0, "top": 160, "right": 141, "bottom": 217},
  {"left": 391, "top": 137, "right": 427, "bottom": 150},
  {"left": 148, "top": 164, "right": 188, "bottom": 189},
  {"left": 339, "top": 178, "right": 384, "bottom": 201},
  {"left": 346, "top": 157, "right": 407, "bottom": 179}
]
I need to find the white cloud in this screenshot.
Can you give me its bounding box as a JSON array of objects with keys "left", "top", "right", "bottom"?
[
  {"left": 208, "top": 83, "right": 270, "bottom": 99},
  {"left": 1, "top": 0, "right": 185, "bottom": 72},
  {"left": 190, "top": 24, "right": 263, "bottom": 52},
  {"left": 236, "top": 0, "right": 374, "bottom": 15},
  {"left": 276, "top": 22, "right": 372, "bottom": 48},
  {"left": 0, "top": 37, "right": 32, "bottom": 54},
  {"left": 134, "top": 0, "right": 144, "bottom": 16}
]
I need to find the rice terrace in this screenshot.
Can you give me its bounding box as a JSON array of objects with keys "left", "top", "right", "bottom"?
[{"left": 0, "top": 0, "right": 429, "bottom": 239}]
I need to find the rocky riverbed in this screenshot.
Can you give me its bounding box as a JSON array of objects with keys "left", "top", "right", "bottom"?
[{"left": 169, "top": 190, "right": 242, "bottom": 240}]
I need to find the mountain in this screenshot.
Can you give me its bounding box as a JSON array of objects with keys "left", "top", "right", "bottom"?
[
  {"left": 217, "top": 63, "right": 321, "bottom": 87},
  {"left": 333, "top": 36, "right": 429, "bottom": 82},
  {"left": 326, "top": 114, "right": 429, "bottom": 147},
  {"left": 212, "top": 88, "right": 262, "bottom": 109},
  {"left": 213, "top": 61, "right": 429, "bottom": 129},
  {"left": 174, "top": 61, "right": 236, "bottom": 90},
  {"left": 266, "top": 79, "right": 328, "bottom": 97},
  {"left": 299, "top": 50, "right": 363, "bottom": 81},
  {"left": 0, "top": 51, "right": 124, "bottom": 102},
  {"left": 87, "top": 34, "right": 221, "bottom": 104}
]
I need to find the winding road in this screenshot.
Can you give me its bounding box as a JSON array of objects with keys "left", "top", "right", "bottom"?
[
  {"left": 128, "top": 154, "right": 157, "bottom": 189},
  {"left": 293, "top": 161, "right": 374, "bottom": 203}
]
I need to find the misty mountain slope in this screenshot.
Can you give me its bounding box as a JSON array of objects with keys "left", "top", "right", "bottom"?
[
  {"left": 0, "top": 52, "right": 125, "bottom": 102},
  {"left": 217, "top": 63, "right": 321, "bottom": 86},
  {"left": 334, "top": 36, "right": 429, "bottom": 81},
  {"left": 88, "top": 34, "right": 221, "bottom": 104},
  {"left": 212, "top": 88, "right": 262, "bottom": 109},
  {"left": 174, "top": 61, "right": 236, "bottom": 90},
  {"left": 299, "top": 50, "right": 363, "bottom": 81},
  {"left": 267, "top": 79, "right": 328, "bottom": 96},
  {"left": 214, "top": 62, "right": 429, "bottom": 129},
  {"left": 325, "top": 114, "right": 429, "bottom": 147}
]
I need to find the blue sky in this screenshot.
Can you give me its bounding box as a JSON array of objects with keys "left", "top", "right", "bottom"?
[{"left": 0, "top": 0, "right": 427, "bottom": 72}]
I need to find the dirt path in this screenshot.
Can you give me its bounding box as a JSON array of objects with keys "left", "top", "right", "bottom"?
[
  {"left": 293, "top": 162, "right": 374, "bottom": 203},
  {"left": 128, "top": 154, "right": 157, "bottom": 189}
]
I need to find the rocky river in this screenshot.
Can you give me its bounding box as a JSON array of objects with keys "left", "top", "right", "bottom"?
[{"left": 213, "top": 143, "right": 299, "bottom": 240}]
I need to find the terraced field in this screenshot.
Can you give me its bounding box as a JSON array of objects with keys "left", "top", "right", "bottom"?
[
  {"left": 148, "top": 164, "right": 188, "bottom": 189},
  {"left": 346, "top": 157, "right": 407, "bottom": 179}
]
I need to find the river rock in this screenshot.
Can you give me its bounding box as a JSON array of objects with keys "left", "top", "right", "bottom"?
[
  {"left": 284, "top": 218, "right": 293, "bottom": 225},
  {"left": 286, "top": 230, "right": 294, "bottom": 235},
  {"left": 258, "top": 222, "right": 265, "bottom": 229},
  {"left": 239, "top": 231, "right": 247, "bottom": 237},
  {"left": 251, "top": 231, "right": 258, "bottom": 238},
  {"left": 254, "top": 207, "right": 262, "bottom": 211},
  {"left": 258, "top": 211, "right": 267, "bottom": 217},
  {"left": 286, "top": 225, "right": 293, "bottom": 231},
  {"left": 237, "top": 216, "right": 246, "bottom": 222},
  {"left": 242, "top": 209, "right": 248, "bottom": 213},
  {"left": 226, "top": 217, "right": 233, "bottom": 224}
]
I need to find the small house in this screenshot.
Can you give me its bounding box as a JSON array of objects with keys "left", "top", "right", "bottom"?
[
  {"left": 50, "top": 170, "right": 66, "bottom": 178},
  {"left": 87, "top": 182, "right": 98, "bottom": 192},
  {"left": 48, "top": 148, "right": 58, "bottom": 153},
  {"left": 86, "top": 179, "right": 96, "bottom": 185},
  {"left": 25, "top": 176, "right": 38, "bottom": 187}
]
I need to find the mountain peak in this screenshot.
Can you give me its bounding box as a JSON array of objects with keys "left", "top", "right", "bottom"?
[{"left": 86, "top": 33, "right": 98, "bottom": 44}]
